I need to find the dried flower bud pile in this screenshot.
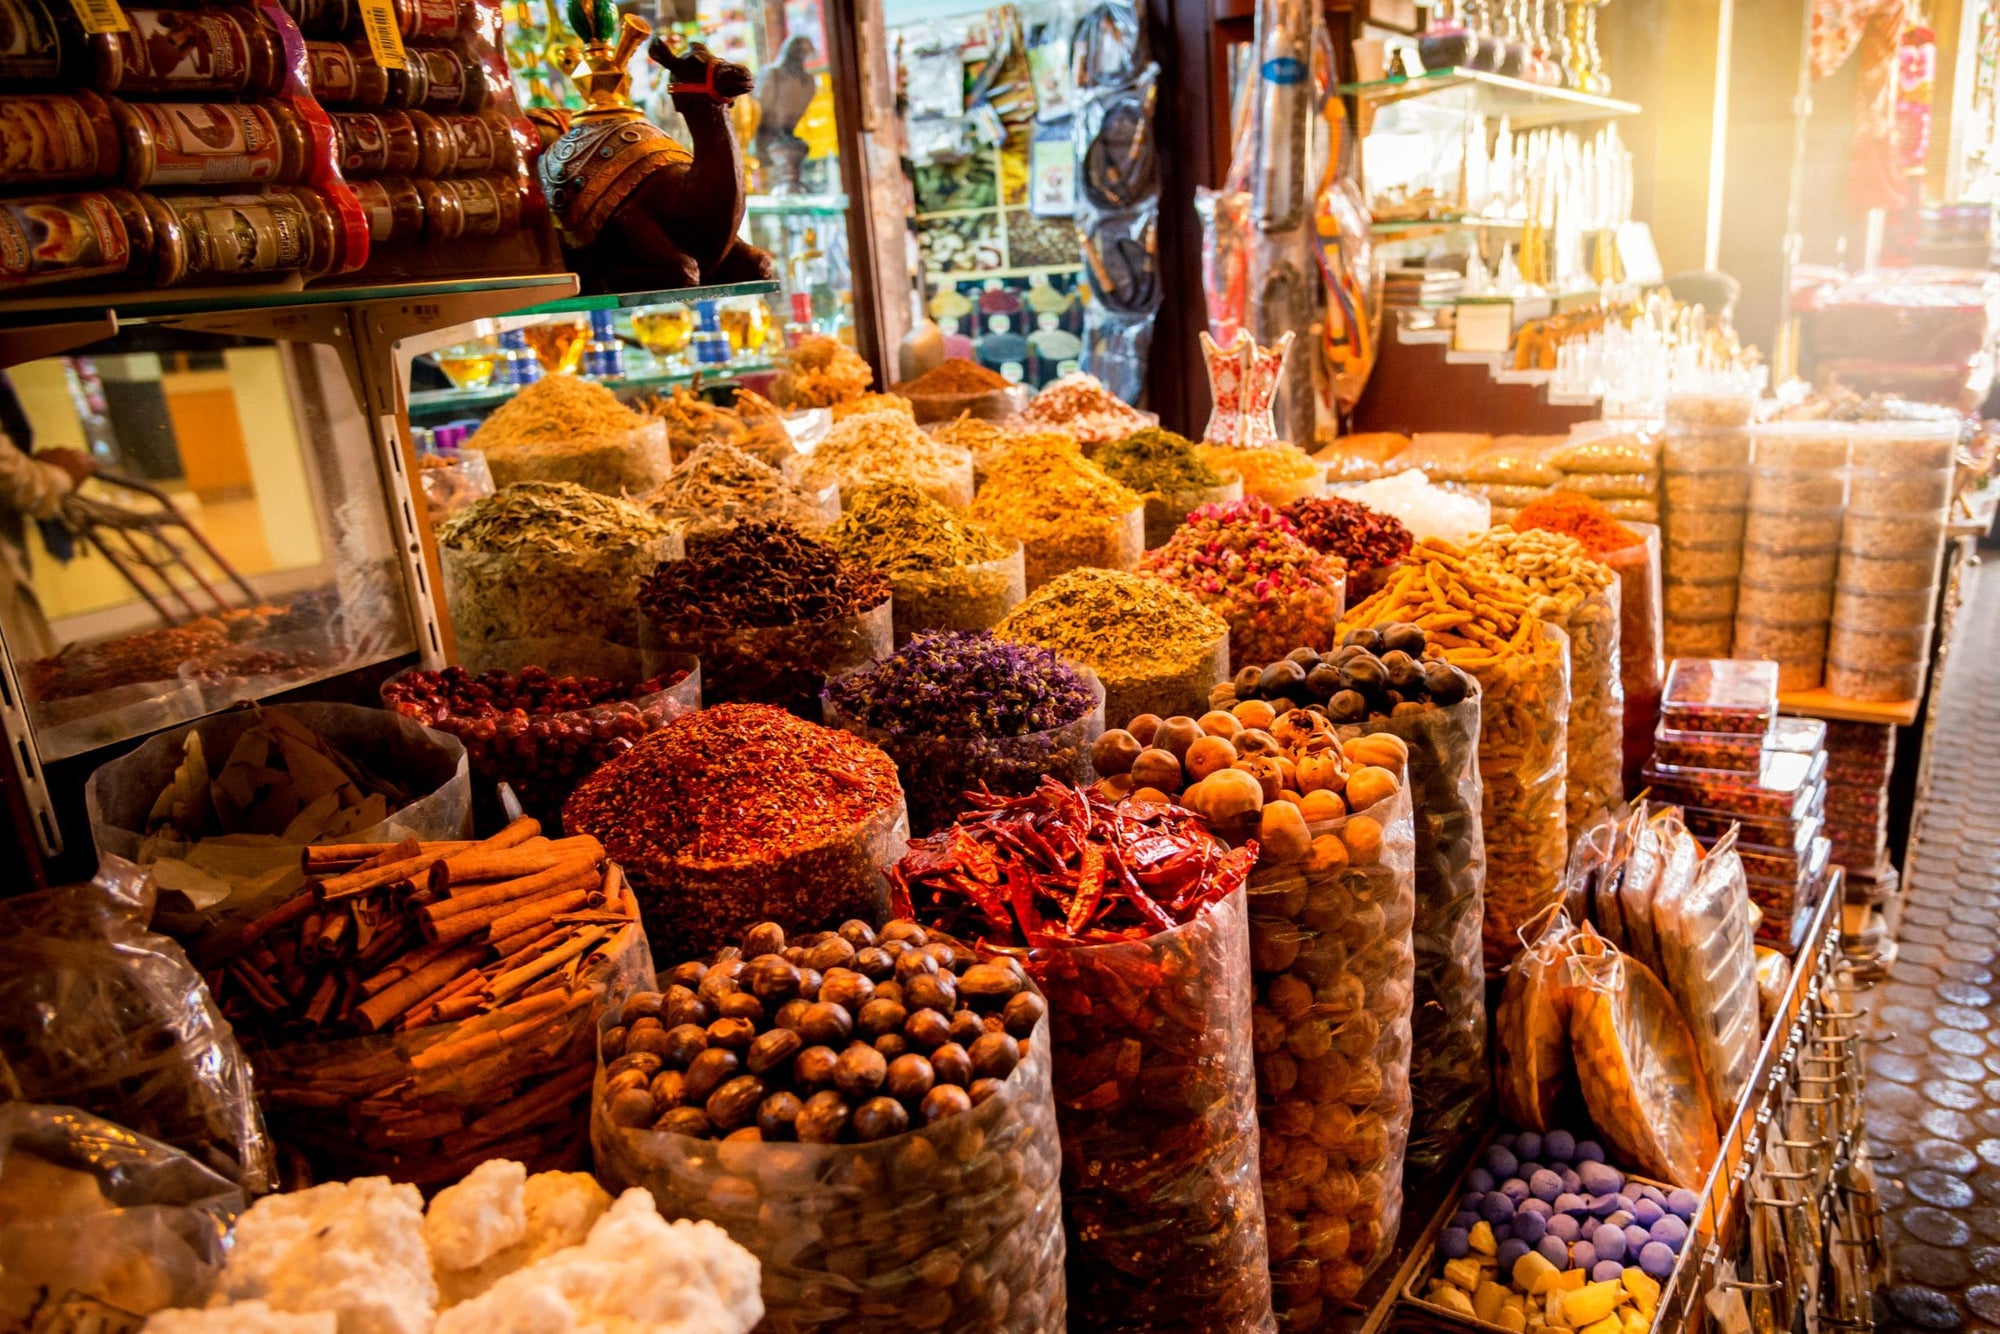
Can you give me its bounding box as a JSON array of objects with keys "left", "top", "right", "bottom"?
[
  {"left": 970, "top": 438, "right": 1145, "bottom": 587},
  {"left": 564, "top": 704, "right": 906, "bottom": 957},
  {"left": 1140, "top": 497, "right": 1347, "bottom": 666},
  {"left": 1280, "top": 495, "right": 1415, "bottom": 594},
  {"left": 994, "top": 567, "right": 1230, "bottom": 722}
]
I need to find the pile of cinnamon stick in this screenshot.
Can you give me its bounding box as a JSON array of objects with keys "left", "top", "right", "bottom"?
[
  {"left": 193, "top": 817, "right": 643, "bottom": 1185},
  {"left": 198, "top": 816, "right": 636, "bottom": 1041}
]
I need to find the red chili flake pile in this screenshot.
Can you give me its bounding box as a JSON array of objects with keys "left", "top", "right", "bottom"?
[
  {"left": 1278, "top": 494, "right": 1414, "bottom": 576},
  {"left": 890, "top": 779, "right": 1255, "bottom": 947}
]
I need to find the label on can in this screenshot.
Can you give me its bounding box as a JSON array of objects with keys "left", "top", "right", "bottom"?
[
  {"left": 414, "top": 45, "right": 464, "bottom": 106},
  {"left": 111, "top": 9, "right": 253, "bottom": 91},
  {"left": 168, "top": 191, "right": 309, "bottom": 274},
  {"left": 66, "top": 0, "right": 126, "bottom": 34},
  {"left": 583, "top": 344, "right": 623, "bottom": 378},
  {"left": 357, "top": 0, "right": 404, "bottom": 69},
  {"left": 0, "top": 0, "right": 71, "bottom": 81},
  {"left": 397, "top": 0, "right": 455, "bottom": 38},
  {"left": 130, "top": 101, "right": 284, "bottom": 185},
  {"left": 0, "top": 192, "right": 132, "bottom": 286},
  {"left": 348, "top": 175, "right": 420, "bottom": 243},
  {"left": 332, "top": 109, "right": 415, "bottom": 173},
  {"left": 438, "top": 111, "right": 501, "bottom": 171},
  {"left": 1260, "top": 56, "right": 1305, "bottom": 85},
  {"left": 434, "top": 176, "right": 505, "bottom": 236},
  {"left": 0, "top": 95, "right": 112, "bottom": 184}
]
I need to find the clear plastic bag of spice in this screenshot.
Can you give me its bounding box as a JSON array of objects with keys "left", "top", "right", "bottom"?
[
  {"left": 1472, "top": 623, "right": 1571, "bottom": 971},
  {"left": 1552, "top": 581, "right": 1625, "bottom": 846},
  {"left": 86, "top": 703, "right": 472, "bottom": 929},
  {"left": 254, "top": 918, "right": 653, "bottom": 1189},
  {"left": 641, "top": 597, "right": 893, "bottom": 718},
  {"left": 1144, "top": 477, "right": 1245, "bottom": 549},
  {"left": 1339, "top": 694, "right": 1489, "bottom": 1175},
  {"left": 1492, "top": 906, "right": 1578, "bottom": 1132},
  {"left": 1244, "top": 770, "right": 1416, "bottom": 1327},
  {"left": 593, "top": 1008, "right": 1067, "bottom": 1334},
  {"left": 823, "top": 669, "right": 1105, "bottom": 837},
  {"left": 481, "top": 419, "right": 675, "bottom": 498},
  {"left": 1019, "top": 503, "right": 1146, "bottom": 590},
  {"left": 885, "top": 541, "right": 1029, "bottom": 646},
  {"left": 1035, "top": 885, "right": 1277, "bottom": 1333},
  {"left": 442, "top": 531, "right": 682, "bottom": 675},
  {"left": 1098, "top": 625, "right": 1232, "bottom": 726},
  {"left": 0, "top": 857, "right": 275, "bottom": 1192}
]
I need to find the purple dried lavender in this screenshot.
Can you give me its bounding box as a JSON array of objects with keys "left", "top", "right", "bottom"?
[{"left": 827, "top": 631, "right": 1095, "bottom": 737}]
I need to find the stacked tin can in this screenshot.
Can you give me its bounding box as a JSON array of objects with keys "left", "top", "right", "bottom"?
[
  {"left": 1826, "top": 423, "right": 1956, "bottom": 701},
  {"left": 1732, "top": 423, "right": 1851, "bottom": 691},
  {"left": 1660, "top": 387, "right": 1757, "bottom": 658},
  {"left": 1822, "top": 720, "right": 1896, "bottom": 879},
  {"left": 1642, "top": 659, "right": 1833, "bottom": 949}
]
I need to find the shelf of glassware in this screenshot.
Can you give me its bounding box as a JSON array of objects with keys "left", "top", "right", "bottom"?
[
  {"left": 745, "top": 193, "right": 849, "bottom": 218},
  {"left": 516, "top": 278, "right": 781, "bottom": 317},
  {"left": 407, "top": 357, "right": 780, "bottom": 425},
  {"left": 1338, "top": 67, "right": 1641, "bottom": 128}
]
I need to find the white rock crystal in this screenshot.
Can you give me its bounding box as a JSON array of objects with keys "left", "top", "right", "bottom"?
[{"left": 208, "top": 1178, "right": 438, "bottom": 1334}]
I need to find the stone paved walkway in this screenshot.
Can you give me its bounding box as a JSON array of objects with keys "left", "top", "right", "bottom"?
[{"left": 1870, "top": 559, "right": 2000, "bottom": 1332}]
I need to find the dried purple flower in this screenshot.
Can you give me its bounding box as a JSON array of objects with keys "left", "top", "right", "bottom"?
[{"left": 826, "top": 631, "right": 1095, "bottom": 738}]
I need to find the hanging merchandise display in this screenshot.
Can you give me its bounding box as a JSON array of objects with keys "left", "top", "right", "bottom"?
[
  {"left": 1243, "top": 0, "right": 1320, "bottom": 444},
  {"left": 1071, "top": 1, "right": 1160, "bottom": 403}
]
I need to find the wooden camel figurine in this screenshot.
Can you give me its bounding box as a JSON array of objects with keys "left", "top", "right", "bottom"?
[{"left": 535, "top": 1, "right": 775, "bottom": 293}]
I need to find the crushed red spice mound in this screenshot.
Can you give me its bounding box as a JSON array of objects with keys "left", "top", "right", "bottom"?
[
  {"left": 890, "top": 779, "right": 1254, "bottom": 946},
  {"left": 896, "top": 358, "right": 1012, "bottom": 396},
  {"left": 1513, "top": 490, "right": 1642, "bottom": 555}
]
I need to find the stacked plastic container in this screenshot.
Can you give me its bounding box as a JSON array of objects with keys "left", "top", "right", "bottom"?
[
  {"left": 1733, "top": 424, "right": 1851, "bottom": 691},
  {"left": 1660, "top": 389, "right": 1757, "bottom": 658},
  {"left": 1642, "top": 660, "right": 1833, "bottom": 949},
  {"left": 1826, "top": 423, "right": 1955, "bottom": 701},
  {"left": 1823, "top": 720, "right": 1897, "bottom": 878}
]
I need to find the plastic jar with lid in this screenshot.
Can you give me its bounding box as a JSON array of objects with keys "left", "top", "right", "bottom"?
[
  {"left": 1663, "top": 468, "right": 1750, "bottom": 508},
  {"left": 1663, "top": 539, "right": 1742, "bottom": 581},
  {"left": 1835, "top": 547, "right": 1938, "bottom": 594},
  {"left": 1825, "top": 656, "right": 1925, "bottom": 702},
  {"left": 1748, "top": 423, "right": 1852, "bottom": 471},
  {"left": 396, "top": 0, "right": 464, "bottom": 38},
  {"left": 331, "top": 110, "right": 423, "bottom": 175},
  {"left": 1731, "top": 617, "right": 1827, "bottom": 692},
  {"left": 1745, "top": 507, "right": 1843, "bottom": 549},
  {"left": 1827, "top": 620, "right": 1932, "bottom": 670},
  {"left": 410, "top": 45, "right": 487, "bottom": 112},
  {"left": 306, "top": 40, "right": 388, "bottom": 107},
  {"left": 0, "top": 187, "right": 175, "bottom": 288},
  {"left": 1664, "top": 615, "right": 1734, "bottom": 658},
  {"left": 417, "top": 175, "right": 523, "bottom": 240},
  {"left": 0, "top": 0, "right": 90, "bottom": 88},
  {"left": 0, "top": 92, "right": 121, "bottom": 186},
  {"left": 1832, "top": 583, "right": 1937, "bottom": 633},
  {"left": 1748, "top": 467, "right": 1847, "bottom": 511},
  {"left": 1664, "top": 503, "right": 1747, "bottom": 545},
  {"left": 152, "top": 185, "right": 342, "bottom": 285},
  {"left": 1845, "top": 420, "right": 1956, "bottom": 472},
  {"left": 1846, "top": 466, "right": 1952, "bottom": 516},
  {"left": 1839, "top": 509, "right": 1946, "bottom": 560},
  {"left": 278, "top": 0, "right": 355, "bottom": 37},
  {"left": 412, "top": 109, "right": 518, "bottom": 176},
  {"left": 348, "top": 176, "right": 425, "bottom": 245},
  {"left": 1735, "top": 577, "right": 1833, "bottom": 624},
  {"left": 93, "top": 8, "right": 283, "bottom": 96},
  {"left": 1740, "top": 542, "right": 1838, "bottom": 586},
  {"left": 114, "top": 100, "right": 307, "bottom": 189},
  {"left": 1664, "top": 576, "right": 1739, "bottom": 620}
]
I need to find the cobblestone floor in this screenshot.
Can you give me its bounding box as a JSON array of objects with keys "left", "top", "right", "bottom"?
[{"left": 1872, "top": 560, "right": 2000, "bottom": 1332}]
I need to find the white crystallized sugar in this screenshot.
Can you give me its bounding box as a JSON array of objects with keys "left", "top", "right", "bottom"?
[
  {"left": 144, "top": 1305, "right": 337, "bottom": 1334},
  {"left": 424, "top": 1160, "right": 527, "bottom": 1273},
  {"left": 432, "top": 1171, "right": 614, "bottom": 1308},
  {"left": 206, "top": 1178, "right": 438, "bottom": 1334},
  {"left": 432, "top": 1190, "right": 762, "bottom": 1334}
]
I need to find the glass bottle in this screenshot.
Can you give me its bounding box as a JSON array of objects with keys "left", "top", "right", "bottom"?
[
  {"left": 582, "top": 309, "right": 625, "bottom": 378},
  {"left": 498, "top": 327, "right": 541, "bottom": 386},
  {"left": 1418, "top": 0, "right": 1481, "bottom": 72}
]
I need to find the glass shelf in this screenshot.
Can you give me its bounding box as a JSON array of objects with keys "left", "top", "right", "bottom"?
[
  {"left": 408, "top": 358, "right": 781, "bottom": 424},
  {"left": 1339, "top": 67, "right": 1640, "bottom": 127},
  {"left": 0, "top": 273, "right": 579, "bottom": 331},
  {"left": 1371, "top": 216, "right": 1527, "bottom": 237},
  {"left": 520, "top": 279, "right": 782, "bottom": 316},
  {"left": 746, "top": 193, "right": 849, "bottom": 217}
]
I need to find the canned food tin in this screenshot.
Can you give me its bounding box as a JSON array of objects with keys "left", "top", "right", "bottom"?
[
  {"left": 348, "top": 175, "right": 424, "bottom": 244},
  {"left": 114, "top": 100, "right": 305, "bottom": 188},
  {"left": 0, "top": 91, "right": 120, "bottom": 186},
  {"left": 0, "top": 188, "right": 166, "bottom": 287},
  {"left": 93, "top": 7, "right": 280, "bottom": 95},
  {"left": 331, "top": 109, "right": 421, "bottom": 174}
]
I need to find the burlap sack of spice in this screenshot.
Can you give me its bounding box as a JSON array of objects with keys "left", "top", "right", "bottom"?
[
  {"left": 255, "top": 917, "right": 654, "bottom": 1189},
  {"left": 86, "top": 703, "right": 471, "bottom": 932},
  {"left": 594, "top": 1005, "right": 1067, "bottom": 1334}
]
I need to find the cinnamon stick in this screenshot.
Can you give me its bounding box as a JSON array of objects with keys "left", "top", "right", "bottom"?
[
  {"left": 411, "top": 990, "right": 573, "bottom": 1071},
  {"left": 489, "top": 926, "right": 608, "bottom": 1003},
  {"left": 316, "top": 851, "right": 437, "bottom": 901},
  {"left": 353, "top": 836, "right": 421, "bottom": 872},
  {"left": 485, "top": 889, "right": 593, "bottom": 945},
  {"left": 421, "top": 863, "right": 598, "bottom": 942},
  {"left": 429, "top": 836, "right": 603, "bottom": 894},
  {"left": 304, "top": 973, "right": 341, "bottom": 1025},
  {"left": 357, "top": 934, "right": 461, "bottom": 998},
  {"left": 302, "top": 838, "right": 473, "bottom": 872},
  {"left": 355, "top": 941, "right": 488, "bottom": 1033}
]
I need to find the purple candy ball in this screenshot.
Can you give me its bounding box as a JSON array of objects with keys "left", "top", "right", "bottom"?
[
  {"left": 1514, "top": 1210, "right": 1549, "bottom": 1245},
  {"left": 1501, "top": 1178, "right": 1532, "bottom": 1205},
  {"left": 1626, "top": 1224, "right": 1651, "bottom": 1252},
  {"left": 1578, "top": 1161, "right": 1624, "bottom": 1197},
  {"left": 1576, "top": 1140, "right": 1607, "bottom": 1164},
  {"left": 1521, "top": 1198, "right": 1554, "bottom": 1219},
  {"left": 1537, "top": 1236, "right": 1571, "bottom": 1268},
  {"left": 1592, "top": 1224, "right": 1627, "bottom": 1263},
  {"left": 1639, "top": 1242, "right": 1678, "bottom": 1280},
  {"left": 1560, "top": 1168, "right": 1584, "bottom": 1195},
  {"left": 1588, "top": 1193, "right": 1621, "bottom": 1218},
  {"left": 1439, "top": 1227, "right": 1472, "bottom": 1259},
  {"left": 1548, "top": 1215, "right": 1582, "bottom": 1244},
  {"left": 1516, "top": 1131, "right": 1545, "bottom": 1161},
  {"left": 1570, "top": 1241, "right": 1598, "bottom": 1272},
  {"left": 1498, "top": 1239, "right": 1531, "bottom": 1272},
  {"left": 1553, "top": 1193, "right": 1588, "bottom": 1217},
  {"left": 1496, "top": 1132, "right": 1519, "bottom": 1152},
  {"left": 1651, "top": 1215, "right": 1689, "bottom": 1250},
  {"left": 1638, "top": 1185, "right": 1668, "bottom": 1207},
  {"left": 1451, "top": 1211, "right": 1481, "bottom": 1231},
  {"left": 1469, "top": 1169, "right": 1497, "bottom": 1194},
  {"left": 1529, "top": 1170, "right": 1564, "bottom": 1202},
  {"left": 1461, "top": 1191, "right": 1486, "bottom": 1213},
  {"left": 1593, "top": 1260, "right": 1627, "bottom": 1284},
  {"left": 1633, "top": 1199, "right": 1665, "bottom": 1227},
  {"left": 1666, "top": 1188, "right": 1700, "bottom": 1221},
  {"left": 1544, "top": 1130, "right": 1577, "bottom": 1162},
  {"left": 1485, "top": 1146, "right": 1521, "bottom": 1179},
  {"left": 1605, "top": 1211, "right": 1634, "bottom": 1231},
  {"left": 1482, "top": 1193, "right": 1517, "bottom": 1224}
]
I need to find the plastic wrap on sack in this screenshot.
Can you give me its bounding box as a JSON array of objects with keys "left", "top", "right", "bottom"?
[
  {"left": 1622, "top": 812, "right": 1696, "bottom": 984},
  {"left": 1492, "top": 907, "right": 1577, "bottom": 1133},
  {"left": 1079, "top": 207, "right": 1161, "bottom": 403},
  {"left": 1476, "top": 623, "right": 1571, "bottom": 970},
  {"left": 594, "top": 1007, "right": 1066, "bottom": 1333},
  {"left": 1651, "top": 828, "right": 1760, "bottom": 1122},
  {"left": 1038, "top": 885, "right": 1276, "bottom": 1332},
  {"left": 443, "top": 531, "right": 682, "bottom": 676},
  {"left": 1601, "top": 523, "right": 1663, "bottom": 790},
  {"left": 0, "top": 857, "right": 275, "bottom": 1191},
  {"left": 86, "top": 703, "right": 472, "bottom": 934},
  {"left": 255, "top": 917, "right": 654, "bottom": 1188},
  {"left": 481, "top": 418, "right": 674, "bottom": 497},
  {"left": 1344, "top": 694, "right": 1487, "bottom": 1173},
  {"left": 1246, "top": 768, "right": 1415, "bottom": 1325},
  {"left": 1552, "top": 582, "right": 1625, "bottom": 842},
  {"left": 1565, "top": 930, "right": 1721, "bottom": 1188},
  {"left": 0, "top": 1103, "right": 244, "bottom": 1330}
]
